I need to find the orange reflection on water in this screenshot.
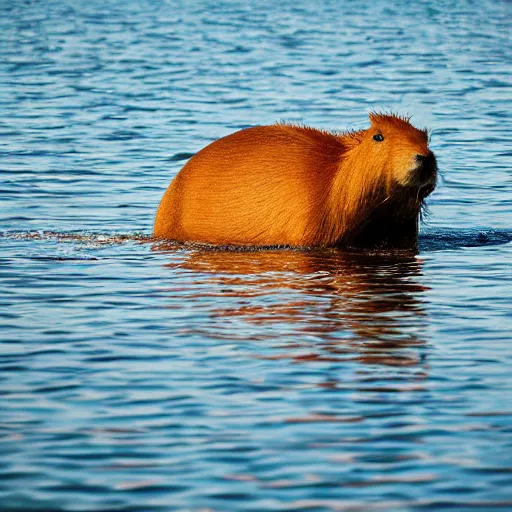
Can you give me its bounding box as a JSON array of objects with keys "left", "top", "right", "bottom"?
[{"left": 157, "top": 245, "right": 430, "bottom": 369}]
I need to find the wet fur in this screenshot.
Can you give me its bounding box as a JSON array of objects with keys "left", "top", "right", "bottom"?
[{"left": 154, "top": 113, "right": 437, "bottom": 250}]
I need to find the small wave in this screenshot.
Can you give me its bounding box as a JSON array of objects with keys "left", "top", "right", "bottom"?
[
  {"left": 2, "top": 229, "right": 511, "bottom": 252},
  {"left": 420, "top": 228, "right": 512, "bottom": 252},
  {"left": 166, "top": 152, "right": 196, "bottom": 162},
  {"left": 0, "top": 231, "right": 153, "bottom": 246}
]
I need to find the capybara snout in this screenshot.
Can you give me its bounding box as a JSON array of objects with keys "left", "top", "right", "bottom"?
[{"left": 415, "top": 151, "right": 438, "bottom": 189}]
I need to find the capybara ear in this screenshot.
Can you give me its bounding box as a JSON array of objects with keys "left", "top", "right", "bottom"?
[{"left": 368, "top": 112, "right": 380, "bottom": 125}]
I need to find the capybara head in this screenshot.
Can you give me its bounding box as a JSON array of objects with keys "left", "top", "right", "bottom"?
[{"left": 353, "top": 113, "right": 437, "bottom": 198}]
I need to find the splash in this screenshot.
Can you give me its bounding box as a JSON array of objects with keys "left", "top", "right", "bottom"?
[
  {"left": 1, "top": 228, "right": 511, "bottom": 252},
  {"left": 0, "top": 230, "right": 153, "bottom": 247}
]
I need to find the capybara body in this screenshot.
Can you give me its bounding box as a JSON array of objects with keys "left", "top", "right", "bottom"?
[{"left": 154, "top": 113, "right": 437, "bottom": 250}]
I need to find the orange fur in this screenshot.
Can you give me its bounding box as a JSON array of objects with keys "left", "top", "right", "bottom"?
[{"left": 154, "top": 113, "right": 437, "bottom": 250}]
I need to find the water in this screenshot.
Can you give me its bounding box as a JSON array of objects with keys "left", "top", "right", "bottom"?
[{"left": 1, "top": 0, "right": 511, "bottom": 510}]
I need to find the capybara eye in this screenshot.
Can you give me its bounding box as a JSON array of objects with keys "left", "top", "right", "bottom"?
[{"left": 373, "top": 133, "right": 384, "bottom": 142}]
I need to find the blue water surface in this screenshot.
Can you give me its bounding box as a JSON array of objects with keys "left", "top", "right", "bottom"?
[{"left": 1, "top": 0, "right": 511, "bottom": 511}]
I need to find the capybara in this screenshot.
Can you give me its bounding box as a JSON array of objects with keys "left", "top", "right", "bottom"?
[{"left": 154, "top": 113, "right": 437, "bottom": 250}]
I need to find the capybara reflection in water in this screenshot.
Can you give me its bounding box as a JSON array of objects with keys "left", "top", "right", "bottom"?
[{"left": 154, "top": 113, "right": 437, "bottom": 250}]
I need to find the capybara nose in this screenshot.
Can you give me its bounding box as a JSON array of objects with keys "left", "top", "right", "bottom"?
[{"left": 415, "top": 152, "right": 437, "bottom": 186}]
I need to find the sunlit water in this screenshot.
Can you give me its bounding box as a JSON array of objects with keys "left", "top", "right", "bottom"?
[{"left": 1, "top": 1, "right": 511, "bottom": 511}]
